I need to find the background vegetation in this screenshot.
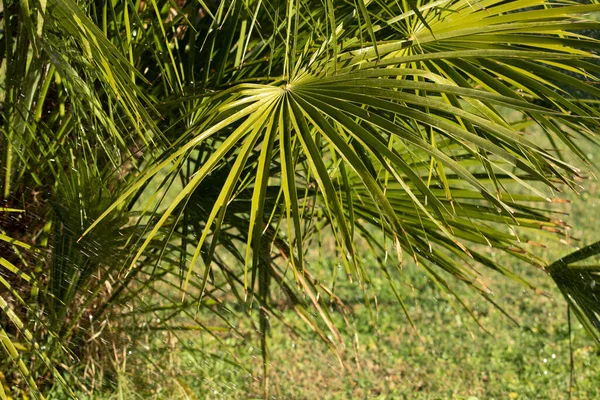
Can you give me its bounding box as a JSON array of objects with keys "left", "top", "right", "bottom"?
[{"left": 1, "top": 0, "right": 600, "bottom": 398}]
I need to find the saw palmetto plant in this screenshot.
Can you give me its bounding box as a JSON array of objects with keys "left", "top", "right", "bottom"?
[{"left": 1, "top": 0, "right": 600, "bottom": 397}]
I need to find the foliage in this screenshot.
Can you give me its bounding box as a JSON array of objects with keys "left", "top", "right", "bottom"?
[{"left": 1, "top": 0, "right": 600, "bottom": 397}]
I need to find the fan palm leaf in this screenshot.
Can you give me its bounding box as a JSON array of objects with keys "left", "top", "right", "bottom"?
[{"left": 80, "top": 0, "right": 600, "bottom": 343}]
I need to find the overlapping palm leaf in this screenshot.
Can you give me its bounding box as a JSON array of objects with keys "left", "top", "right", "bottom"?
[{"left": 550, "top": 241, "right": 600, "bottom": 343}]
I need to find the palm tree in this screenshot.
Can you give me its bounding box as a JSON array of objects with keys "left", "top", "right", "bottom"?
[{"left": 1, "top": 0, "right": 600, "bottom": 397}]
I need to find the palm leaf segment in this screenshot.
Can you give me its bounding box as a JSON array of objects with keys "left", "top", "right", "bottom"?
[{"left": 550, "top": 241, "right": 600, "bottom": 344}]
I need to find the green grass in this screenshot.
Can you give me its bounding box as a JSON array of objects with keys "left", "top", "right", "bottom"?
[
  {"left": 174, "top": 265, "right": 600, "bottom": 399},
  {"left": 115, "top": 273, "right": 598, "bottom": 400}
]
